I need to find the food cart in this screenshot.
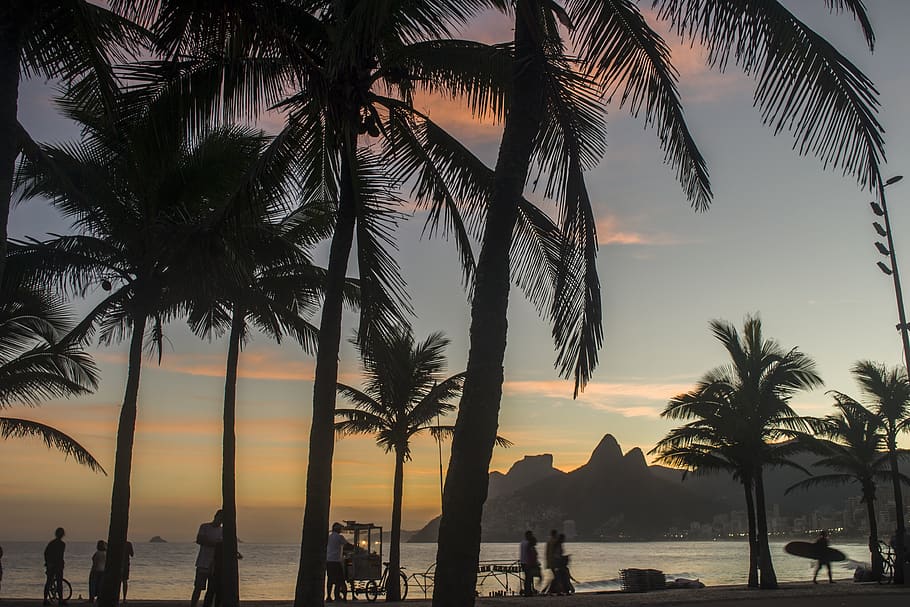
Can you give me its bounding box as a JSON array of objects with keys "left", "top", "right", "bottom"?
[{"left": 341, "top": 521, "right": 384, "bottom": 600}]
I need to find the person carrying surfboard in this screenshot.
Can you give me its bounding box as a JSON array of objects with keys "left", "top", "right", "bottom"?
[{"left": 813, "top": 530, "right": 835, "bottom": 584}]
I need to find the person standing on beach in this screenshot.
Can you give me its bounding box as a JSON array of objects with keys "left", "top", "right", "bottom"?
[
  {"left": 812, "top": 530, "right": 834, "bottom": 584},
  {"left": 121, "top": 540, "right": 133, "bottom": 603},
  {"left": 89, "top": 540, "right": 106, "bottom": 604},
  {"left": 544, "top": 529, "right": 558, "bottom": 591},
  {"left": 43, "top": 527, "right": 66, "bottom": 606},
  {"left": 326, "top": 522, "right": 352, "bottom": 603},
  {"left": 191, "top": 510, "right": 223, "bottom": 607},
  {"left": 519, "top": 530, "right": 540, "bottom": 596}
]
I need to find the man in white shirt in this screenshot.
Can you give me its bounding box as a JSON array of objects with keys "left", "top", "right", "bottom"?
[
  {"left": 326, "top": 523, "right": 352, "bottom": 602},
  {"left": 191, "top": 509, "right": 223, "bottom": 607}
]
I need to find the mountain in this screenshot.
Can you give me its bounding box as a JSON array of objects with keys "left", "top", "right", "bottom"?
[{"left": 410, "top": 434, "right": 859, "bottom": 542}]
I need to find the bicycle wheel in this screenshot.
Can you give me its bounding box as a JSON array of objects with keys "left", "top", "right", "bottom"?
[
  {"left": 61, "top": 579, "right": 73, "bottom": 601},
  {"left": 399, "top": 571, "right": 408, "bottom": 600},
  {"left": 365, "top": 580, "right": 379, "bottom": 602}
]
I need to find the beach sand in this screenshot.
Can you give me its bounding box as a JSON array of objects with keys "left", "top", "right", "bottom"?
[{"left": 4, "top": 581, "right": 910, "bottom": 607}]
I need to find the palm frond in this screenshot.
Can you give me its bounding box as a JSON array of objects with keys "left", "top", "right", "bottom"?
[{"left": 0, "top": 416, "right": 105, "bottom": 474}]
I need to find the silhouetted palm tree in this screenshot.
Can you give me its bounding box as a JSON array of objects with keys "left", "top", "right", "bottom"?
[
  {"left": 335, "top": 328, "right": 510, "bottom": 601},
  {"left": 435, "top": 1, "right": 884, "bottom": 600},
  {"left": 0, "top": 1, "right": 146, "bottom": 281},
  {"left": 787, "top": 395, "right": 894, "bottom": 579},
  {"left": 189, "top": 196, "right": 353, "bottom": 607},
  {"left": 11, "top": 88, "right": 275, "bottom": 607},
  {"left": 651, "top": 315, "right": 822, "bottom": 589},
  {"left": 0, "top": 271, "right": 104, "bottom": 472},
  {"left": 851, "top": 360, "right": 910, "bottom": 583}
]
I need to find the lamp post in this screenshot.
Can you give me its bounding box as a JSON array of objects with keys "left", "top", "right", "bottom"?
[
  {"left": 871, "top": 175, "right": 910, "bottom": 373},
  {"left": 869, "top": 174, "right": 908, "bottom": 584}
]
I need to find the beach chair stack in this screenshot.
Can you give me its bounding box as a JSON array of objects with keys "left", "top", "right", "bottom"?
[{"left": 620, "top": 568, "right": 666, "bottom": 592}]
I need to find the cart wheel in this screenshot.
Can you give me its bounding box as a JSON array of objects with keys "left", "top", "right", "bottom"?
[
  {"left": 400, "top": 572, "right": 409, "bottom": 600},
  {"left": 365, "top": 580, "right": 379, "bottom": 602}
]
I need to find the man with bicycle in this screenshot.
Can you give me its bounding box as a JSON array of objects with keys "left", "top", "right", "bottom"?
[{"left": 43, "top": 527, "right": 66, "bottom": 605}]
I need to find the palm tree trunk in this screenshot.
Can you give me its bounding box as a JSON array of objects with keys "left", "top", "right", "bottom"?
[
  {"left": 99, "top": 314, "right": 147, "bottom": 607},
  {"left": 432, "top": 3, "right": 546, "bottom": 606},
  {"left": 742, "top": 473, "right": 758, "bottom": 588},
  {"left": 221, "top": 308, "right": 244, "bottom": 607},
  {"left": 753, "top": 469, "right": 778, "bottom": 589},
  {"left": 386, "top": 448, "right": 405, "bottom": 602},
  {"left": 864, "top": 482, "right": 882, "bottom": 578},
  {"left": 294, "top": 131, "right": 358, "bottom": 607},
  {"left": 0, "top": 9, "right": 20, "bottom": 283},
  {"left": 889, "top": 446, "right": 906, "bottom": 584}
]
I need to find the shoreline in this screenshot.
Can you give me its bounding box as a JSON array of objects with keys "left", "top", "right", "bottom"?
[{"left": 4, "top": 581, "right": 910, "bottom": 606}]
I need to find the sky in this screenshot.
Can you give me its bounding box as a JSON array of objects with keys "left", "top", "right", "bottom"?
[{"left": 3, "top": 1, "right": 910, "bottom": 543}]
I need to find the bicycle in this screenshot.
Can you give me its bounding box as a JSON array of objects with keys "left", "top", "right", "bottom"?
[
  {"left": 44, "top": 574, "right": 72, "bottom": 604},
  {"left": 878, "top": 540, "right": 894, "bottom": 584},
  {"left": 363, "top": 563, "right": 409, "bottom": 603}
]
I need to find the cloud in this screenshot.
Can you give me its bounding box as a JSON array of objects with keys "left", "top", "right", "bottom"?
[
  {"left": 503, "top": 378, "right": 694, "bottom": 418},
  {"left": 595, "top": 213, "right": 690, "bottom": 246}
]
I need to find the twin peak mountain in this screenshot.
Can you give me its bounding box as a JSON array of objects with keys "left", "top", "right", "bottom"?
[{"left": 409, "top": 434, "right": 852, "bottom": 542}]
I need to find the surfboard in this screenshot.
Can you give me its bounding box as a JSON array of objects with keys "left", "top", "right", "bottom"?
[{"left": 784, "top": 541, "right": 846, "bottom": 562}]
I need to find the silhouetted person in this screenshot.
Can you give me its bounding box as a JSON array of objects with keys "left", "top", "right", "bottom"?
[
  {"left": 326, "top": 522, "right": 353, "bottom": 602},
  {"left": 547, "top": 533, "right": 572, "bottom": 595},
  {"left": 203, "top": 541, "right": 224, "bottom": 607},
  {"left": 813, "top": 529, "right": 834, "bottom": 584},
  {"left": 121, "top": 540, "right": 133, "bottom": 603},
  {"left": 0, "top": 544, "right": 4, "bottom": 596},
  {"left": 544, "top": 529, "right": 558, "bottom": 584},
  {"left": 519, "top": 530, "right": 539, "bottom": 596},
  {"left": 89, "top": 540, "right": 106, "bottom": 604},
  {"left": 191, "top": 510, "right": 223, "bottom": 607},
  {"left": 43, "top": 527, "right": 66, "bottom": 606}
]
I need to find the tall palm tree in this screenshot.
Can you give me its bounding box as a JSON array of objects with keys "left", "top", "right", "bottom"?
[
  {"left": 434, "top": 0, "right": 885, "bottom": 601},
  {"left": 107, "top": 5, "right": 584, "bottom": 605},
  {"left": 651, "top": 315, "right": 822, "bottom": 589},
  {"left": 11, "top": 87, "right": 279, "bottom": 607},
  {"left": 851, "top": 360, "right": 910, "bottom": 584},
  {"left": 786, "top": 395, "right": 894, "bottom": 579},
  {"left": 188, "top": 197, "right": 354, "bottom": 607},
  {"left": 334, "top": 328, "right": 510, "bottom": 602},
  {"left": 0, "top": 269, "right": 104, "bottom": 473},
  {"left": 0, "top": 1, "right": 146, "bottom": 282}
]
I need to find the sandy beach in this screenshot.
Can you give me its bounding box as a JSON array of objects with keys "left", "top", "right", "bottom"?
[{"left": 4, "top": 581, "right": 910, "bottom": 607}]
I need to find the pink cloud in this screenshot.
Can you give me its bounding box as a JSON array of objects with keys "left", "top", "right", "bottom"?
[
  {"left": 502, "top": 378, "right": 695, "bottom": 418},
  {"left": 595, "top": 214, "right": 685, "bottom": 246}
]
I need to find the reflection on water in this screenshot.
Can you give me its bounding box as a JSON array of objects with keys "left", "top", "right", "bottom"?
[{"left": 0, "top": 540, "right": 871, "bottom": 600}]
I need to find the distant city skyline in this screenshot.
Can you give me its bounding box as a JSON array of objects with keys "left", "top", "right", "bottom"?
[{"left": 3, "top": 2, "right": 910, "bottom": 542}]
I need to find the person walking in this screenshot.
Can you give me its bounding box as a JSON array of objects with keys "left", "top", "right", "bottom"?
[
  {"left": 519, "top": 530, "right": 540, "bottom": 596},
  {"left": 43, "top": 527, "right": 66, "bottom": 606},
  {"left": 89, "top": 540, "right": 106, "bottom": 604},
  {"left": 813, "top": 530, "right": 835, "bottom": 584},
  {"left": 191, "top": 510, "right": 223, "bottom": 607},
  {"left": 326, "top": 523, "right": 352, "bottom": 603}
]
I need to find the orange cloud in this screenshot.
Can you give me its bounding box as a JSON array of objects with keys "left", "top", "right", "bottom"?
[
  {"left": 595, "top": 213, "right": 688, "bottom": 246},
  {"left": 503, "top": 378, "right": 695, "bottom": 418}
]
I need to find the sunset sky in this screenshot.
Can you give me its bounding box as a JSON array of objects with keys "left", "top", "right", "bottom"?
[{"left": 4, "top": 2, "right": 910, "bottom": 543}]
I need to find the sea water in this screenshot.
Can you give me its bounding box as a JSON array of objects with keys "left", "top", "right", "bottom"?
[{"left": 0, "top": 540, "right": 872, "bottom": 600}]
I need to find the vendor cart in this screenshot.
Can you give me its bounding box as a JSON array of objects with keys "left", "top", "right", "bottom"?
[{"left": 340, "top": 521, "right": 408, "bottom": 602}]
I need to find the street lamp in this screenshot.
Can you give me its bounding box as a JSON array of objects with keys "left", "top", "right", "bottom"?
[
  {"left": 868, "top": 174, "right": 908, "bottom": 584},
  {"left": 870, "top": 175, "right": 910, "bottom": 363}
]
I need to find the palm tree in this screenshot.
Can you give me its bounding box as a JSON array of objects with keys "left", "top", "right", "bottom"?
[
  {"left": 650, "top": 315, "right": 822, "bottom": 589},
  {"left": 335, "top": 329, "right": 461, "bottom": 602},
  {"left": 0, "top": 270, "right": 104, "bottom": 473},
  {"left": 435, "top": 0, "right": 885, "bottom": 601},
  {"left": 188, "top": 197, "right": 353, "bottom": 607},
  {"left": 851, "top": 360, "right": 910, "bottom": 584},
  {"left": 0, "top": 1, "right": 146, "bottom": 282},
  {"left": 11, "top": 87, "right": 278, "bottom": 607},
  {"left": 334, "top": 328, "right": 510, "bottom": 602},
  {"left": 786, "top": 395, "right": 893, "bottom": 579},
  {"left": 105, "top": 5, "right": 583, "bottom": 604}
]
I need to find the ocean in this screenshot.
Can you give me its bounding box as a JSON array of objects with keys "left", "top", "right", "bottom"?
[{"left": 0, "top": 540, "right": 872, "bottom": 600}]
